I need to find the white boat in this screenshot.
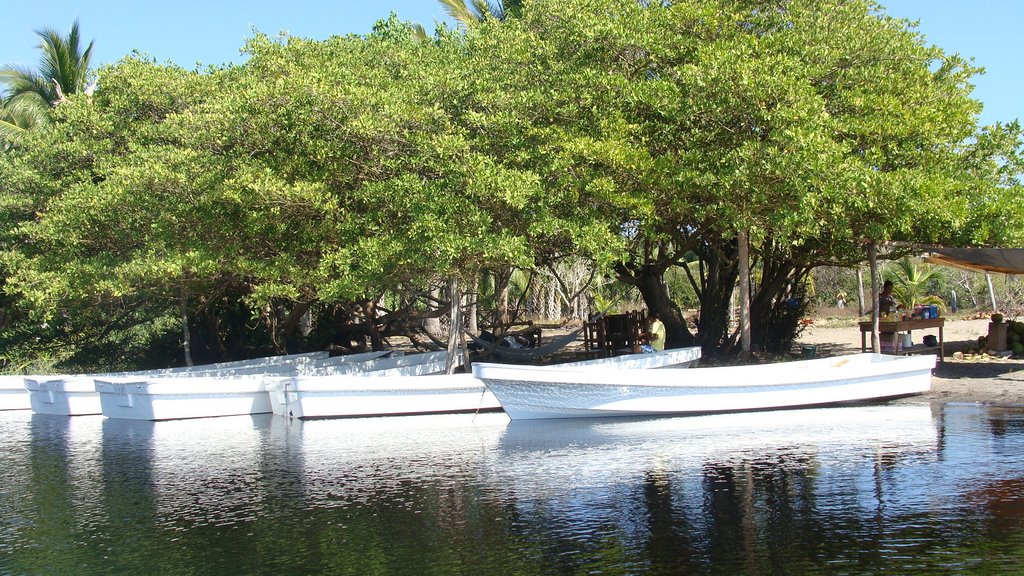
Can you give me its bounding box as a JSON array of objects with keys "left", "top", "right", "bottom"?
[
  {"left": 26, "top": 376, "right": 104, "bottom": 416},
  {"left": 472, "top": 352, "right": 934, "bottom": 420},
  {"left": 269, "top": 350, "right": 465, "bottom": 418},
  {"left": 0, "top": 375, "right": 31, "bottom": 410},
  {"left": 270, "top": 346, "right": 702, "bottom": 419},
  {"left": 26, "top": 351, "right": 385, "bottom": 418},
  {"left": 95, "top": 375, "right": 278, "bottom": 420},
  {"left": 269, "top": 372, "right": 496, "bottom": 419},
  {"left": 98, "top": 350, "right": 454, "bottom": 421}
]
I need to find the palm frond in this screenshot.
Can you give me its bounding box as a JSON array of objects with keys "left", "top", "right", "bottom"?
[
  {"left": 472, "top": 0, "right": 495, "bottom": 20},
  {"left": 410, "top": 23, "right": 430, "bottom": 43},
  {"left": 437, "top": 0, "right": 519, "bottom": 27},
  {"left": 0, "top": 64, "right": 51, "bottom": 101},
  {"left": 0, "top": 123, "right": 24, "bottom": 150},
  {"left": 1, "top": 94, "right": 50, "bottom": 128},
  {"left": 34, "top": 19, "right": 94, "bottom": 102},
  {"left": 438, "top": 0, "right": 483, "bottom": 27},
  {"left": 0, "top": 102, "right": 35, "bottom": 148}
]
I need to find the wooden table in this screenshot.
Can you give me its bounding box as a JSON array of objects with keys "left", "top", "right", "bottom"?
[{"left": 859, "top": 317, "right": 945, "bottom": 362}]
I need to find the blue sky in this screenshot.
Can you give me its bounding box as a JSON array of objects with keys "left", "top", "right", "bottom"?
[{"left": 1, "top": 1, "right": 1020, "bottom": 126}]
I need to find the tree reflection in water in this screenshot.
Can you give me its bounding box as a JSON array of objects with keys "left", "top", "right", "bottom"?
[{"left": 1, "top": 405, "right": 1024, "bottom": 575}]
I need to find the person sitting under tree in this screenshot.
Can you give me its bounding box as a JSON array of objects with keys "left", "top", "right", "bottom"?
[{"left": 638, "top": 311, "right": 666, "bottom": 353}]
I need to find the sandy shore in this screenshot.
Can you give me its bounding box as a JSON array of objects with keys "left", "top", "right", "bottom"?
[{"left": 797, "top": 318, "right": 1024, "bottom": 405}]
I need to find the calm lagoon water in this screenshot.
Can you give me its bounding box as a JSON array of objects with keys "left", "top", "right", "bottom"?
[{"left": 2, "top": 402, "right": 1024, "bottom": 575}]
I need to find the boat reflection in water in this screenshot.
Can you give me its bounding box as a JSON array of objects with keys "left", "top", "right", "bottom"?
[
  {"left": 4, "top": 403, "right": 1024, "bottom": 575},
  {"left": 483, "top": 404, "right": 953, "bottom": 572},
  {"left": 488, "top": 404, "right": 938, "bottom": 496},
  {"left": 97, "top": 412, "right": 510, "bottom": 528},
  {"left": 266, "top": 412, "right": 509, "bottom": 504},
  {"left": 98, "top": 414, "right": 282, "bottom": 531}
]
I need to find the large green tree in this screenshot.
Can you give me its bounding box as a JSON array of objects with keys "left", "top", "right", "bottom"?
[
  {"left": 0, "top": 16, "right": 564, "bottom": 366},
  {"left": 430, "top": 0, "right": 1023, "bottom": 355}
]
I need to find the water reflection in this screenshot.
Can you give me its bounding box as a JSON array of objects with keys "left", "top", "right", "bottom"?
[
  {"left": 268, "top": 413, "right": 507, "bottom": 507},
  {"left": 0, "top": 404, "right": 1023, "bottom": 575},
  {"left": 484, "top": 406, "right": 947, "bottom": 573}
]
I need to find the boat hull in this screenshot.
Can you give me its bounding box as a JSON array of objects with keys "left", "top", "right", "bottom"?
[
  {"left": 474, "top": 353, "right": 935, "bottom": 420},
  {"left": 26, "top": 377, "right": 103, "bottom": 416},
  {"left": 95, "top": 376, "right": 275, "bottom": 420},
  {"left": 270, "top": 372, "right": 500, "bottom": 419}
]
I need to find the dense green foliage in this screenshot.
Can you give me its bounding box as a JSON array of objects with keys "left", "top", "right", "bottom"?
[{"left": 0, "top": 0, "right": 1021, "bottom": 369}]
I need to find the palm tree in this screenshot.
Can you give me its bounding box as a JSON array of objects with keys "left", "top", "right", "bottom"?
[
  {"left": 0, "top": 19, "right": 94, "bottom": 142},
  {"left": 884, "top": 257, "right": 946, "bottom": 311},
  {"left": 438, "top": 0, "right": 524, "bottom": 27}
]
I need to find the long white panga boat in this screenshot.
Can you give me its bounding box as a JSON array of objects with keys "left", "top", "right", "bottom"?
[
  {"left": 95, "top": 350, "right": 449, "bottom": 421},
  {"left": 0, "top": 375, "right": 31, "bottom": 411},
  {"left": 270, "top": 372, "right": 493, "bottom": 419},
  {"left": 269, "top": 350, "right": 463, "bottom": 418},
  {"left": 472, "top": 352, "right": 935, "bottom": 420},
  {"left": 95, "top": 375, "right": 278, "bottom": 420},
  {"left": 270, "top": 346, "right": 702, "bottom": 419}
]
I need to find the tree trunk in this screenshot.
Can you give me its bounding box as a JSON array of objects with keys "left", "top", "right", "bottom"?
[
  {"left": 181, "top": 296, "right": 193, "bottom": 367},
  {"left": 738, "top": 229, "right": 751, "bottom": 356},
  {"left": 424, "top": 285, "right": 443, "bottom": 340},
  {"left": 363, "top": 299, "right": 384, "bottom": 351},
  {"left": 747, "top": 237, "right": 812, "bottom": 354},
  {"left": 497, "top": 272, "right": 510, "bottom": 327},
  {"left": 280, "top": 301, "right": 313, "bottom": 353},
  {"left": 868, "top": 242, "right": 880, "bottom": 353},
  {"left": 856, "top": 266, "right": 866, "bottom": 317},
  {"left": 467, "top": 275, "right": 479, "bottom": 335},
  {"left": 987, "top": 272, "right": 998, "bottom": 311},
  {"left": 631, "top": 266, "right": 695, "bottom": 350},
  {"left": 691, "top": 238, "right": 740, "bottom": 357},
  {"left": 446, "top": 278, "right": 461, "bottom": 374}
]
